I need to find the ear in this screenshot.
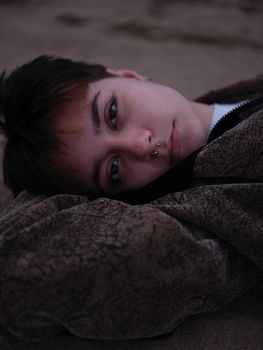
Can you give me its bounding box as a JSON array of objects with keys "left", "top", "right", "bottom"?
[{"left": 106, "top": 68, "right": 145, "bottom": 81}]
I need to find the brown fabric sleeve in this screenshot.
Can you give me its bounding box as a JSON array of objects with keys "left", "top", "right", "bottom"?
[{"left": 0, "top": 191, "right": 259, "bottom": 345}]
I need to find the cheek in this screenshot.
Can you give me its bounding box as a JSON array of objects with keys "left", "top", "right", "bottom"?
[{"left": 124, "top": 160, "right": 169, "bottom": 189}]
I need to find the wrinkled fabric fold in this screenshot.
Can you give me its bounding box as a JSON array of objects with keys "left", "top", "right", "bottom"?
[{"left": 1, "top": 75, "right": 263, "bottom": 345}]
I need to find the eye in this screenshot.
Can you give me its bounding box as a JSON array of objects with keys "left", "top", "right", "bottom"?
[
  {"left": 108, "top": 97, "right": 118, "bottom": 130},
  {"left": 109, "top": 157, "right": 120, "bottom": 187}
]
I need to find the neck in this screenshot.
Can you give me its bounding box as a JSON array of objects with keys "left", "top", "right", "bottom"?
[{"left": 190, "top": 101, "right": 214, "bottom": 137}]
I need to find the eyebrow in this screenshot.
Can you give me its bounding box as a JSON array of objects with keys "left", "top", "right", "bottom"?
[{"left": 91, "top": 90, "right": 101, "bottom": 134}]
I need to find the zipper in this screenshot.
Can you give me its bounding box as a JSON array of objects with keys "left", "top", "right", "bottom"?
[{"left": 208, "top": 96, "right": 263, "bottom": 143}]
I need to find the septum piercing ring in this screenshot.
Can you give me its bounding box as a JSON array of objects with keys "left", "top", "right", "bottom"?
[{"left": 151, "top": 143, "right": 160, "bottom": 157}]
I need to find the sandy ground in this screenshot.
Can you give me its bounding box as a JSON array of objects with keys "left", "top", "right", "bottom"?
[
  {"left": 0, "top": 0, "right": 263, "bottom": 210},
  {"left": 0, "top": 2, "right": 263, "bottom": 349}
]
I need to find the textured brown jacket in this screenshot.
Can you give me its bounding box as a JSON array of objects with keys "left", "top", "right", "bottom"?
[{"left": 0, "top": 75, "right": 263, "bottom": 345}]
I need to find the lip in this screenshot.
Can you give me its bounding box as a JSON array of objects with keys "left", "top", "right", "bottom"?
[{"left": 169, "top": 123, "right": 181, "bottom": 164}]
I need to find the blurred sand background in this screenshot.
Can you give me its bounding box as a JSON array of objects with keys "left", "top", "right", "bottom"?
[
  {"left": 0, "top": 0, "right": 263, "bottom": 210},
  {"left": 0, "top": 2, "right": 263, "bottom": 349}
]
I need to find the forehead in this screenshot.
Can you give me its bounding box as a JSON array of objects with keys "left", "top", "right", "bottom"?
[{"left": 52, "top": 85, "right": 99, "bottom": 193}]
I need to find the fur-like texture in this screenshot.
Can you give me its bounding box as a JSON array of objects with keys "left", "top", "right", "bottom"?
[{"left": 0, "top": 75, "right": 263, "bottom": 345}]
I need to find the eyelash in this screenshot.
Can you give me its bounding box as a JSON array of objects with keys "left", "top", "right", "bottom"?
[{"left": 108, "top": 97, "right": 118, "bottom": 130}]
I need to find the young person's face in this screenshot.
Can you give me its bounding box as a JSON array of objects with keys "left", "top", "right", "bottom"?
[{"left": 56, "top": 70, "right": 209, "bottom": 195}]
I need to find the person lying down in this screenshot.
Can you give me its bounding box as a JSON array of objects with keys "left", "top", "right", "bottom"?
[{"left": 0, "top": 56, "right": 263, "bottom": 345}]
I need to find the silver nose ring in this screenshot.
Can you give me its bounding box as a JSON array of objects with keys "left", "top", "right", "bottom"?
[{"left": 151, "top": 143, "right": 160, "bottom": 157}]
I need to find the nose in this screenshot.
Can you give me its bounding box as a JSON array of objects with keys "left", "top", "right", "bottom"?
[{"left": 115, "top": 129, "right": 155, "bottom": 160}]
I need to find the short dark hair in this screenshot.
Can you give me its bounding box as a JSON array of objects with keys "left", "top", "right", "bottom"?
[{"left": 0, "top": 55, "right": 114, "bottom": 197}]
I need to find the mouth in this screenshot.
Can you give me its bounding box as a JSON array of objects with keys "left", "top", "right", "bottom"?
[{"left": 169, "top": 123, "right": 181, "bottom": 165}]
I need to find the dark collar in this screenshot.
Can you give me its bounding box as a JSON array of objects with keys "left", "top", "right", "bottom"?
[{"left": 208, "top": 96, "right": 263, "bottom": 143}]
